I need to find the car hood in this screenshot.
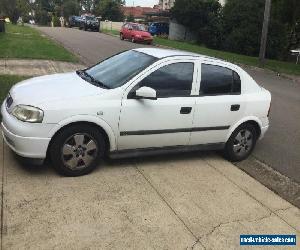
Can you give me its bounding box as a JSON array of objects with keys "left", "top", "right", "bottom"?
[{"left": 10, "top": 72, "right": 106, "bottom": 106}]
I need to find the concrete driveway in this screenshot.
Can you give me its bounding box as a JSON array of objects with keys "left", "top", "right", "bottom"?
[
  {"left": 1, "top": 137, "right": 300, "bottom": 249},
  {"left": 34, "top": 26, "right": 300, "bottom": 186}
]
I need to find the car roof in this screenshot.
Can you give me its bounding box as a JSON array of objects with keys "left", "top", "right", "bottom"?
[{"left": 134, "top": 48, "right": 217, "bottom": 60}]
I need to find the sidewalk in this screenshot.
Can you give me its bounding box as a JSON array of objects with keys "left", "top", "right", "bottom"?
[
  {"left": 1, "top": 137, "right": 299, "bottom": 249},
  {"left": 0, "top": 59, "right": 85, "bottom": 76}
]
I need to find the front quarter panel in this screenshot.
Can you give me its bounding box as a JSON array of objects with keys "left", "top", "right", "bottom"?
[{"left": 41, "top": 90, "right": 123, "bottom": 151}]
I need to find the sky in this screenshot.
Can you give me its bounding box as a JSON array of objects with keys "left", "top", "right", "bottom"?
[{"left": 125, "top": 0, "right": 158, "bottom": 7}]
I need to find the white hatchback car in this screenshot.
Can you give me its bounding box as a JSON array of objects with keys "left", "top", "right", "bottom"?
[{"left": 1, "top": 48, "right": 271, "bottom": 176}]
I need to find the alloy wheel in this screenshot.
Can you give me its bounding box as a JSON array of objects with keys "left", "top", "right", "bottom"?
[
  {"left": 61, "top": 133, "right": 98, "bottom": 170},
  {"left": 232, "top": 129, "right": 253, "bottom": 157}
]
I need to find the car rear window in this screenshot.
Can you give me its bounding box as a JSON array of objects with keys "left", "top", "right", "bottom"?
[{"left": 200, "top": 64, "right": 241, "bottom": 95}]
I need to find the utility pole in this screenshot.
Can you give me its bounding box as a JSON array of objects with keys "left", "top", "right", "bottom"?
[{"left": 259, "top": 0, "right": 272, "bottom": 66}]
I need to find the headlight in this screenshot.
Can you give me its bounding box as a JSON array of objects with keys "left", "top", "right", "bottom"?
[{"left": 12, "top": 105, "right": 44, "bottom": 123}]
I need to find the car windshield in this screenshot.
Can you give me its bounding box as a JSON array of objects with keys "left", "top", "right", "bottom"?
[
  {"left": 132, "top": 24, "right": 147, "bottom": 31},
  {"left": 84, "top": 50, "right": 156, "bottom": 89}
]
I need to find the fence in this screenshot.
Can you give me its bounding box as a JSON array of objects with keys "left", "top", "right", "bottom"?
[
  {"left": 168, "top": 19, "right": 197, "bottom": 42},
  {"left": 100, "top": 21, "right": 124, "bottom": 32}
]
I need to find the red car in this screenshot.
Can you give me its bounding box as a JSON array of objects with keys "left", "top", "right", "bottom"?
[{"left": 120, "top": 23, "right": 153, "bottom": 44}]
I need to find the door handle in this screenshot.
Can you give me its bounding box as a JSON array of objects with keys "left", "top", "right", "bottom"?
[
  {"left": 231, "top": 104, "right": 240, "bottom": 111},
  {"left": 180, "top": 107, "right": 192, "bottom": 114}
]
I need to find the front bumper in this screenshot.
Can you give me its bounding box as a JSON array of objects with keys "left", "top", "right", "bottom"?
[
  {"left": 1, "top": 122, "right": 50, "bottom": 158},
  {"left": 135, "top": 37, "right": 153, "bottom": 43},
  {"left": 1, "top": 103, "right": 52, "bottom": 159}
]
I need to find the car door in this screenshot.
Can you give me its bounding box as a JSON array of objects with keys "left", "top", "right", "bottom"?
[
  {"left": 189, "top": 62, "right": 245, "bottom": 145},
  {"left": 122, "top": 24, "right": 129, "bottom": 39},
  {"left": 118, "top": 60, "right": 199, "bottom": 150}
]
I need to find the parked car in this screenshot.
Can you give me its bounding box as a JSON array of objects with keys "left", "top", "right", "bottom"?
[
  {"left": 1, "top": 48, "right": 271, "bottom": 176},
  {"left": 79, "top": 15, "right": 99, "bottom": 31},
  {"left": 68, "top": 15, "right": 81, "bottom": 28},
  {"left": 120, "top": 23, "right": 153, "bottom": 44},
  {"left": 148, "top": 22, "right": 169, "bottom": 36}
]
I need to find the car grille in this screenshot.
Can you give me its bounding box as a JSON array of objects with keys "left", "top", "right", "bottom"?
[{"left": 6, "top": 93, "right": 13, "bottom": 108}]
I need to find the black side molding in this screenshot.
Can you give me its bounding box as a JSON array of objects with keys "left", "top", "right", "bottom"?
[{"left": 120, "top": 126, "right": 230, "bottom": 136}]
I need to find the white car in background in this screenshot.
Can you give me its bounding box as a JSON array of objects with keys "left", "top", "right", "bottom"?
[{"left": 1, "top": 48, "right": 271, "bottom": 176}]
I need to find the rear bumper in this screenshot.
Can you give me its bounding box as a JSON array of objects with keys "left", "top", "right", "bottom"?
[{"left": 259, "top": 125, "right": 269, "bottom": 140}]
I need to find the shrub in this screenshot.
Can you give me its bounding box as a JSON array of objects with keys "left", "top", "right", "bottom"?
[{"left": 52, "top": 15, "right": 60, "bottom": 27}]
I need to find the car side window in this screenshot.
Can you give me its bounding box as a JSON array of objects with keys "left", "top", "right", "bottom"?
[
  {"left": 232, "top": 71, "right": 241, "bottom": 93},
  {"left": 135, "top": 62, "right": 194, "bottom": 98},
  {"left": 200, "top": 64, "right": 241, "bottom": 95}
]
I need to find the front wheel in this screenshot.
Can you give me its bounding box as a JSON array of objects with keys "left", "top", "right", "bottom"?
[
  {"left": 50, "top": 124, "right": 105, "bottom": 176},
  {"left": 224, "top": 123, "right": 257, "bottom": 162},
  {"left": 131, "top": 36, "right": 136, "bottom": 43},
  {"left": 120, "top": 33, "right": 124, "bottom": 40}
]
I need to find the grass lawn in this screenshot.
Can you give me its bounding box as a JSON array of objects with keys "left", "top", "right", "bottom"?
[
  {"left": 0, "top": 24, "right": 78, "bottom": 62},
  {"left": 0, "top": 75, "right": 28, "bottom": 120},
  {"left": 154, "top": 37, "right": 300, "bottom": 76},
  {"left": 101, "top": 28, "right": 120, "bottom": 36}
]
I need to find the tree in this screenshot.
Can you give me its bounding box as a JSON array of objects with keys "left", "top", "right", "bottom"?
[
  {"left": 222, "top": 0, "right": 287, "bottom": 59},
  {"left": 63, "top": 0, "right": 81, "bottom": 18},
  {"left": 0, "top": 0, "right": 31, "bottom": 23},
  {"left": 171, "top": 0, "right": 222, "bottom": 48},
  {"left": 126, "top": 13, "right": 135, "bottom": 22},
  {"left": 95, "top": 0, "right": 124, "bottom": 21},
  {"left": 272, "top": 0, "right": 300, "bottom": 56}
]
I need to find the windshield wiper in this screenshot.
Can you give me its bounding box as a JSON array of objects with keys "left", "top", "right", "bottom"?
[{"left": 76, "top": 70, "right": 110, "bottom": 89}]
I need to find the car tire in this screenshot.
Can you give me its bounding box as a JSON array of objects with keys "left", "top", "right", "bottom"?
[
  {"left": 50, "top": 124, "right": 105, "bottom": 176},
  {"left": 224, "top": 123, "right": 257, "bottom": 162},
  {"left": 84, "top": 25, "right": 87, "bottom": 31},
  {"left": 120, "top": 33, "right": 124, "bottom": 40},
  {"left": 131, "top": 36, "right": 136, "bottom": 43}
]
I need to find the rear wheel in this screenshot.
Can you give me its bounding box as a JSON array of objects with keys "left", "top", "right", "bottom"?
[
  {"left": 224, "top": 123, "right": 257, "bottom": 162},
  {"left": 50, "top": 124, "right": 105, "bottom": 176}
]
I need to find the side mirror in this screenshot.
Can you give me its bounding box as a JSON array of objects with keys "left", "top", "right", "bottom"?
[{"left": 135, "top": 87, "right": 157, "bottom": 100}]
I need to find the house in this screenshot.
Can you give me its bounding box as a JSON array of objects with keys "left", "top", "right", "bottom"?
[{"left": 122, "top": 6, "right": 160, "bottom": 21}]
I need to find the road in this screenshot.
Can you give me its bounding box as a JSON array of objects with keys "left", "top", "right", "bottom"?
[{"left": 35, "top": 27, "right": 300, "bottom": 185}]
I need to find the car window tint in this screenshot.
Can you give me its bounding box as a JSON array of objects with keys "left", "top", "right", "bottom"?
[
  {"left": 233, "top": 71, "right": 241, "bottom": 93},
  {"left": 201, "top": 64, "right": 240, "bottom": 95},
  {"left": 139, "top": 63, "right": 194, "bottom": 98}
]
